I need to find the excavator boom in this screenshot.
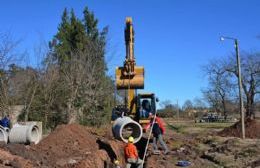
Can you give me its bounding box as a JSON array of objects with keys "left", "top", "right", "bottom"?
[
  {"left": 124, "top": 17, "right": 135, "bottom": 75},
  {"left": 115, "top": 17, "right": 144, "bottom": 114}
]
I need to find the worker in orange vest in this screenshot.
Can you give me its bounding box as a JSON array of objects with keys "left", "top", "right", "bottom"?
[{"left": 124, "top": 136, "right": 143, "bottom": 168}]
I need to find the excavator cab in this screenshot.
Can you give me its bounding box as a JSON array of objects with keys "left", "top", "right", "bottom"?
[{"left": 136, "top": 93, "right": 158, "bottom": 124}]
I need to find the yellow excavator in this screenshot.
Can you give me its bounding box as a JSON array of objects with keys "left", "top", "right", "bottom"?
[{"left": 112, "top": 17, "right": 158, "bottom": 143}]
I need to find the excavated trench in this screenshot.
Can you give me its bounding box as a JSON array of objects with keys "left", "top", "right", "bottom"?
[
  {"left": 96, "top": 139, "right": 117, "bottom": 163},
  {"left": 96, "top": 137, "right": 150, "bottom": 168}
]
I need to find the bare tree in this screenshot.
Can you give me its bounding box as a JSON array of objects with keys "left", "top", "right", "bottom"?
[
  {"left": 160, "top": 100, "right": 179, "bottom": 113},
  {"left": 59, "top": 41, "right": 111, "bottom": 125},
  {"left": 40, "top": 63, "right": 60, "bottom": 129},
  {"left": 203, "top": 59, "right": 234, "bottom": 117},
  {"left": 182, "top": 99, "right": 193, "bottom": 111},
  {"left": 160, "top": 100, "right": 173, "bottom": 109},
  {"left": 193, "top": 97, "right": 206, "bottom": 110},
  {"left": 224, "top": 53, "right": 260, "bottom": 118},
  {"left": 0, "top": 32, "right": 23, "bottom": 116},
  {"left": 0, "top": 32, "right": 22, "bottom": 70},
  {"left": 202, "top": 88, "right": 222, "bottom": 112},
  {"left": 203, "top": 52, "right": 260, "bottom": 118}
]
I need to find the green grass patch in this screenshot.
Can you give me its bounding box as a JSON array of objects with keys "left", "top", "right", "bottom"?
[
  {"left": 167, "top": 123, "right": 186, "bottom": 133},
  {"left": 195, "top": 122, "right": 233, "bottom": 129}
]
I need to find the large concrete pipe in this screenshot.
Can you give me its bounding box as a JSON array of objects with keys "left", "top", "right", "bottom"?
[
  {"left": 9, "top": 124, "right": 40, "bottom": 144},
  {"left": 112, "top": 116, "right": 143, "bottom": 143},
  {"left": 0, "top": 126, "right": 8, "bottom": 144}
]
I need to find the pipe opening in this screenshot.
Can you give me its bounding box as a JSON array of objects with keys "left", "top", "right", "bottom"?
[
  {"left": 113, "top": 117, "right": 143, "bottom": 143},
  {"left": 30, "top": 126, "right": 40, "bottom": 144},
  {"left": 5, "top": 128, "right": 10, "bottom": 133},
  {"left": 121, "top": 123, "right": 142, "bottom": 141}
]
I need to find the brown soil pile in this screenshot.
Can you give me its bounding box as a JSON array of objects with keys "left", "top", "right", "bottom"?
[
  {"left": 0, "top": 124, "right": 126, "bottom": 168},
  {"left": 218, "top": 118, "right": 260, "bottom": 138},
  {"left": 0, "top": 147, "right": 34, "bottom": 168}
]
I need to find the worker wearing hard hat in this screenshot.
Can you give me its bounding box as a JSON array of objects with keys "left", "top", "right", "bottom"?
[
  {"left": 113, "top": 159, "right": 121, "bottom": 168},
  {"left": 124, "top": 136, "right": 143, "bottom": 168}
]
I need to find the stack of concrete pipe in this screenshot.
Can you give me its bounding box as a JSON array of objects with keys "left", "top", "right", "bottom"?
[
  {"left": 112, "top": 116, "right": 143, "bottom": 143},
  {"left": 0, "top": 122, "right": 41, "bottom": 144}
]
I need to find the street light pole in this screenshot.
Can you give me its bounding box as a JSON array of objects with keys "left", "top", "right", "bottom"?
[
  {"left": 220, "top": 36, "right": 245, "bottom": 139},
  {"left": 234, "top": 39, "right": 245, "bottom": 139}
]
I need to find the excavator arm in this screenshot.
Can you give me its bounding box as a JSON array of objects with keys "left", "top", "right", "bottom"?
[
  {"left": 124, "top": 17, "right": 135, "bottom": 75},
  {"left": 115, "top": 17, "right": 144, "bottom": 115}
]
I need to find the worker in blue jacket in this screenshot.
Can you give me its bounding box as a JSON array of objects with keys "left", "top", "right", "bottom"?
[{"left": 0, "top": 115, "right": 11, "bottom": 128}]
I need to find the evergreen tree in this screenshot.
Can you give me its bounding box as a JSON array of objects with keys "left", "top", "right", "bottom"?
[
  {"left": 47, "top": 6, "right": 113, "bottom": 125},
  {"left": 54, "top": 8, "right": 86, "bottom": 65}
]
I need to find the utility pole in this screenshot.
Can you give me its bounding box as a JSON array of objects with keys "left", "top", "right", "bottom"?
[
  {"left": 220, "top": 36, "right": 245, "bottom": 139},
  {"left": 235, "top": 39, "right": 245, "bottom": 139}
]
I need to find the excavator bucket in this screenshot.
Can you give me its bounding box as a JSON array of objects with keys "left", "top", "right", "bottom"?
[{"left": 115, "top": 66, "right": 144, "bottom": 89}]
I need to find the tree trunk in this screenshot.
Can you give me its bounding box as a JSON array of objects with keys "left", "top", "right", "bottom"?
[
  {"left": 245, "top": 93, "right": 255, "bottom": 119},
  {"left": 222, "top": 100, "right": 227, "bottom": 120},
  {"left": 67, "top": 100, "right": 77, "bottom": 124},
  {"left": 24, "top": 85, "right": 37, "bottom": 122}
]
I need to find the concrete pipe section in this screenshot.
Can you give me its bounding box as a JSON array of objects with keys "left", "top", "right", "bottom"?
[
  {"left": 112, "top": 116, "right": 143, "bottom": 143},
  {"left": 9, "top": 124, "right": 40, "bottom": 144},
  {"left": 0, "top": 126, "right": 8, "bottom": 144}
]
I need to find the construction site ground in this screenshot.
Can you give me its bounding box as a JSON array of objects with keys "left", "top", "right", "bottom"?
[{"left": 0, "top": 118, "right": 260, "bottom": 168}]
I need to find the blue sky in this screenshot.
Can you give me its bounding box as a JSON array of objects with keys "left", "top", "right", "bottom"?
[{"left": 1, "top": 0, "right": 260, "bottom": 106}]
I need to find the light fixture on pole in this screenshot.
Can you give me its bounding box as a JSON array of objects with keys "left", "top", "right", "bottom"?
[{"left": 220, "top": 36, "right": 245, "bottom": 139}]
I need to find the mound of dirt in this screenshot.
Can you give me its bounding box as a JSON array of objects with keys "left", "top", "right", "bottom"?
[
  {"left": 218, "top": 118, "right": 260, "bottom": 139},
  {"left": 0, "top": 147, "right": 33, "bottom": 168},
  {"left": 0, "top": 124, "right": 126, "bottom": 168}
]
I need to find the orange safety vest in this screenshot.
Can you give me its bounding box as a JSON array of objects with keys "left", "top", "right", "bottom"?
[
  {"left": 144, "top": 117, "right": 166, "bottom": 134},
  {"left": 124, "top": 143, "right": 138, "bottom": 159}
]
